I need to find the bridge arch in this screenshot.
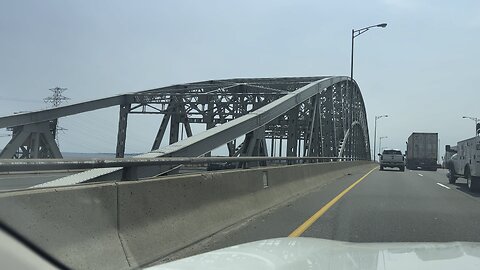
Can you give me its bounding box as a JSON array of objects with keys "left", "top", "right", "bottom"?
[{"left": 0, "top": 76, "right": 371, "bottom": 183}]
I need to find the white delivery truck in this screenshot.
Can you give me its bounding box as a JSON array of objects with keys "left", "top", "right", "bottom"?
[
  {"left": 446, "top": 130, "right": 480, "bottom": 191},
  {"left": 405, "top": 133, "right": 438, "bottom": 171}
]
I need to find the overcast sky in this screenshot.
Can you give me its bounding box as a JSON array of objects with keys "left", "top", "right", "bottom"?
[{"left": 1, "top": 0, "right": 479, "bottom": 157}]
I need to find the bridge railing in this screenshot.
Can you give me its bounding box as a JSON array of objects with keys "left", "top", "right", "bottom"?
[{"left": 0, "top": 156, "right": 358, "bottom": 173}]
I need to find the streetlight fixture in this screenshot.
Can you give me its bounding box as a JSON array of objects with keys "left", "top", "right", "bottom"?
[
  {"left": 462, "top": 116, "right": 479, "bottom": 136},
  {"left": 349, "top": 23, "right": 387, "bottom": 159},
  {"left": 379, "top": 136, "right": 388, "bottom": 156},
  {"left": 373, "top": 115, "right": 388, "bottom": 161}
]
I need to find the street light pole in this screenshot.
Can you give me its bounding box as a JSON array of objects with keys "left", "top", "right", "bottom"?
[
  {"left": 373, "top": 114, "right": 388, "bottom": 162},
  {"left": 350, "top": 23, "right": 388, "bottom": 88},
  {"left": 350, "top": 28, "right": 355, "bottom": 89},
  {"left": 462, "top": 116, "right": 479, "bottom": 136},
  {"left": 349, "top": 23, "right": 387, "bottom": 159},
  {"left": 379, "top": 136, "right": 388, "bottom": 155}
]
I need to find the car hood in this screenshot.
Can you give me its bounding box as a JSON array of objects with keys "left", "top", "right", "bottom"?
[{"left": 147, "top": 237, "right": 480, "bottom": 270}]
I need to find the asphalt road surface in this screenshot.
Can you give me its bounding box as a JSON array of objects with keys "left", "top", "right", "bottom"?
[
  {"left": 0, "top": 171, "right": 78, "bottom": 191},
  {"left": 163, "top": 166, "right": 480, "bottom": 262}
]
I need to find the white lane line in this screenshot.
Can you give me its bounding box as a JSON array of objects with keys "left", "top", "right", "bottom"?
[
  {"left": 418, "top": 174, "right": 424, "bottom": 177},
  {"left": 436, "top": 183, "right": 451, "bottom": 190}
]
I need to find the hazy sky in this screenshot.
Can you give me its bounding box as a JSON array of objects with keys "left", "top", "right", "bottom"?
[{"left": 1, "top": 0, "right": 479, "bottom": 156}]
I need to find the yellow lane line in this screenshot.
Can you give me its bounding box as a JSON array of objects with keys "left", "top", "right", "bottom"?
[{"left": 288, "top": 166, "right": 378, "bottom": 237}]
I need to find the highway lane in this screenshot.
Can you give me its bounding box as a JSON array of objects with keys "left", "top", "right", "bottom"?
[
  {"left": 159, "top": 166, "right": 480, "bottom": 263},
  {"left": 303, "top": 168, "right": 480, "bottom": 242},
  {"left": 0, "top": 171, "right": 79, "bottom": 191}
]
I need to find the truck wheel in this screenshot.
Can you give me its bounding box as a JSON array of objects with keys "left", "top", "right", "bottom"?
[
  {"left": 467, "top": 170, "right": 478, "bottom": 192},
  {"left": 448, "top": 168, "right": 456, "bottom": 184}
]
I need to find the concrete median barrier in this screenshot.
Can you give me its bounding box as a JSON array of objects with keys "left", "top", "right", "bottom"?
[
  {"left": 117, "top": 160, "right": 375, "bottom": 266},
  {"left": 0, "top": 161, "right": 375, "bottom": 269},
  {"left": 0, "top": 183, "right": 130, "bottom": 270}
]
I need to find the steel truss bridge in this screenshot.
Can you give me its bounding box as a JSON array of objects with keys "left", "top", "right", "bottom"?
[{"left": 0, "top": 76, "right": 371, "bottom": 185}]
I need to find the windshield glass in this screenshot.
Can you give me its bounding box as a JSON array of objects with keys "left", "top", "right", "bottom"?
[{"left": 382, "top": 150, "right": 402, "bottom": 155}]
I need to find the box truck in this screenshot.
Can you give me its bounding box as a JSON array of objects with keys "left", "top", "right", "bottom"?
[{"left": 406, "top": 132, "right": 438, "bottom": 171}]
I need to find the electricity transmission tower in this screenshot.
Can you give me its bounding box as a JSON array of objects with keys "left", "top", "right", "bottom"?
[
  {"left": 44, "top": 87, "right": 69, "bottom": 107},
  {"left": 44, "top": 87, "right": 70, "bottom": 145}
]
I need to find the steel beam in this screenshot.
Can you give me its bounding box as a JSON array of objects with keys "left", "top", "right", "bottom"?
[
  {"left": 115, "top": 103, "right": 131, "bottom": 158},
  {"left": 304, "top": 95, "right": 321, "bottom": 157},
  {"left": 0, "top": 121, "right": 62, "bottom": 159},
  {"left": 151, "top": 114, "right": 170, "bottom": 151},
  {"left": 0, "top": 127, "right": 30, "bottom": 158},
  {"left": 286, "top": 107, "right": 299, "bottom": 157},
  {"left": 0, "top": 156, "right": 353, "bottom": 172},
  {"left": 0, "top": 95, "right": 132, "bottom": 129},
  {"left": 169, "top": 113, "right": 181, "bottom": 145}
]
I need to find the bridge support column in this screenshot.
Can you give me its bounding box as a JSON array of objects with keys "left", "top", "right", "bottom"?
[
  {"left": 169, "top": 97, "right": 191, "bottom": 145},
  {"left": 321, "top": 87, "right": 335, "bottom": 157},
  {"left": 239, "top": 126, "right": 268, "bottom": 167},
  {"left": 279, "top": 134, "right": 283, "bottom": 157},
  {"left": 227, "top": 140, "right": 236, "bottom": 157},
  {"left": 151, "top": 102, "right": 174, "bottom": 151},
  {"left": 116, "top": 103, "right": 131, "bottom": 158},
  {"left": 203, "top": 95, "right": 216, "bottom": 157},
  {"left": 304, "top": 95, "right": 321, "bottom": 157},
  {"left": 0, "top": 121, "right": 62, "bottom": 159},
  {"left": 181, "top": 114, "right": 192, "bottom": 138},
  {"left": 286, "top": 106, "right": 299, "bottom": 164},
  {"left": 169, "top": 113, "right": 180, "bottom": 145}
]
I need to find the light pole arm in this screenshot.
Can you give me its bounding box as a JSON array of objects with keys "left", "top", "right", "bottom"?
[
  {"left": 353, "top": 27, "right": 371, "bottom": 38},
  {"left": 353, "top": 23, "right": 388, "bottom": 38}
]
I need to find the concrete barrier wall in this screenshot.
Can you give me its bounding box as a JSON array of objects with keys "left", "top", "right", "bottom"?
[
  {"left": 117, "top": 161, "right": 375, "bottom": 266},
  {"left": 0, "top": 161, "right": 375, "bottom": 269},
  {"left": 0, "top": 183, "right": 130, "bottom": 270}
]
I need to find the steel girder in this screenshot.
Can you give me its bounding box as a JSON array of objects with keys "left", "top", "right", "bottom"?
[
  {"left": 0, "top": 76, "right": 370, "bottom": 185},
  {"left": 0, "top": 121, "right": 62, "bottom": 159},
  {"left": 32, "top": 76, "right": 371, "bottom": 186}
]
